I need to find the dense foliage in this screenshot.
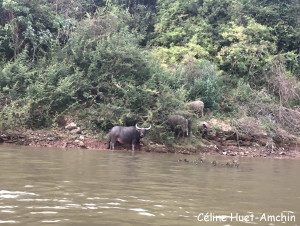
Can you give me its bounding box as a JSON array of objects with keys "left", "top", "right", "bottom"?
[{"left": 0, "top": 0, "right": 299, "bottom": 142}]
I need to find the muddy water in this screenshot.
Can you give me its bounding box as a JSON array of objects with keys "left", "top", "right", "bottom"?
[{"left": 0, "top": 146, "right": 299, "bottom": 226}]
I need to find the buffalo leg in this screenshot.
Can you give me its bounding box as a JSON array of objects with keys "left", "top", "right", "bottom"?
[{"left": 110, "top": 141, "right": 115, "bottom": 150}]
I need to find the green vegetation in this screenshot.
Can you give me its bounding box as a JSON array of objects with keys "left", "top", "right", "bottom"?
[{"left": 0, "top": 0, "right": 299, "bottom": 143}]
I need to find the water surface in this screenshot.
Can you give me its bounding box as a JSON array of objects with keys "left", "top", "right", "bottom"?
[{"left": 0, "top": 145, "right": 299, "bottom": 225}]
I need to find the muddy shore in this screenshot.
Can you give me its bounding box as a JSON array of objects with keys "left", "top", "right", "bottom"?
[{"left": 0, "top": 129, "right": 299, "bottom": 159}]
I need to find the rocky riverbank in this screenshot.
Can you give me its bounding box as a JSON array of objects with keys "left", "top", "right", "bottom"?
[{"left": 0, "top": 121, "right": 299, "bottom": 159}]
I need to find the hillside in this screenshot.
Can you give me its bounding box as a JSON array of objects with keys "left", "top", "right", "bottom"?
[{"left": 0, "top": 0, "right": 299, "bottom": 154}]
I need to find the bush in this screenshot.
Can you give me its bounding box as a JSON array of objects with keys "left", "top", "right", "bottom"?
[
  {"left": 178, "top": 59, "right": 223, "bottom": 109},
  {"left": 0, "top": 98, "right": 31, "bottom": 132},
  {"left": 217, "top": 20, "right": 277, "bottom": 85},
  {"left": 0, "top": 61, "right": 32, "bottom": 98}
]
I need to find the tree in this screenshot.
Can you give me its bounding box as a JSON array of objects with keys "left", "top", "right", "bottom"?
[
  {"left": 217, "top": 19, "right": 277, "bottom": 85},
  {"left": 1, "top": 0, "right": 55, "bottom": 61},
  {"left": 1, "top": 0, "right": 28, "bottom": 60},
  {"left": 241, "top": 0, "right": 300, "bottom": 53}
]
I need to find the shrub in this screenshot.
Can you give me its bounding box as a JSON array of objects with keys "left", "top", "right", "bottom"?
[
  {"left": 0, "top": 61, "right": 32, "bottom": 98},
  {"left": 179, "top": 59, "right": 223, "bottom": 109}
]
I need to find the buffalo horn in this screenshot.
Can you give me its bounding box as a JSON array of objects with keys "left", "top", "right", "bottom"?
[{"left": 135, "top": 124, "right": 151, "bottom": 130}]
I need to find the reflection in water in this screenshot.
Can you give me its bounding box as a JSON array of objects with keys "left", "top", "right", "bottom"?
[{"left": 0, "top": 145, "right": 299, "bottom": 225}]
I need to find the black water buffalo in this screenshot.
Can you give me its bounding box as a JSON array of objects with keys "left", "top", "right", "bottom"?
[
  {"left": 109, "top": 124, "right": 151, "bottom": 151},
  {"left": 167, "top": 115, "right": 191, "bottom": 137}
]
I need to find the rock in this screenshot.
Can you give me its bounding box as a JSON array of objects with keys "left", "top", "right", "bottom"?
[
  {"left": 227, "top": 160, "right": 239, "bottom": 167},
  {"left": 226, "top": 162, "right": 233, "bottom": 167},
  {"left": 214, "top": 145, "right": 220, "bottom": 151},
  {"left": 79, "top": 135, "right": 85, "bottom": 140},
  {"left": 0, "top": 135, "right": 8, "bottom": 141},
  {"left": 181, "top": 150, "right": 190, "bottom": 155},
  {"left": 74, "top": 139, "right": 86, "bottom": 148},
  {"left": 70, "top": 127, "right": 81, "bottom": 134},
  {"left": 65, "top": 122, "right": 77, "bottom": 131}
]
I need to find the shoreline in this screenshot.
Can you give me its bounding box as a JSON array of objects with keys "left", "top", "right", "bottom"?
[{"left": 1, "top": 129, "right": 299, "bottom": 159}]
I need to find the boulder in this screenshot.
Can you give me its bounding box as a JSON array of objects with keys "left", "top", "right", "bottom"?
[
  {"left": 70, "top": 127, "right": 82, "bottom": 134},
  {"left": 74, "top": 139, "right": 86, "bottom": 148},
  {"left": 65, "top": 122, "right": 77, "bottom": 131}
]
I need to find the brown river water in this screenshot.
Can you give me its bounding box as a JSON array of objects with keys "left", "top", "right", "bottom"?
[{"left": 0, "top": 145, "right": 299, "bottom": 226}]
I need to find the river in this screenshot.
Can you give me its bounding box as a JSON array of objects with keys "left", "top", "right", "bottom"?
[{"left": 0, "top": 145, "right": 299, "bottom": 225}]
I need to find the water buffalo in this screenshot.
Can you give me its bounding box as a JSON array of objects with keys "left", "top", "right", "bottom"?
[
  {"left": 109, "top": 124, "right": 151, "bottom": 151},
  {"left": 189, "top": 100, "right": 204, "bottom": 118},
  {"left": 168, "top": 115, "right": 191, "bottom": 137},
  {"left": 198, "top": 122, "right": 212, "bottom": 139}
]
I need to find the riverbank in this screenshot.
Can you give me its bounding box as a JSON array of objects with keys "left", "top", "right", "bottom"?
[{"left": 0, "top": 127, "right": 299, "bottom": 159}]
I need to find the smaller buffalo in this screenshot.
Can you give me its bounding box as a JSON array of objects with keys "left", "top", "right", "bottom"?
[
  {"left": 168, "top": 115, "right": 191, "bottom": 138},
  {"left": 198, "top": 122, "right": 212, "bottom": 139},
  {"left": 109, "top": 124, "right": 151, "bottom": 151},
  {"left": 189, "top": 100, "right": 204, "bottom": 118}
]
